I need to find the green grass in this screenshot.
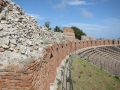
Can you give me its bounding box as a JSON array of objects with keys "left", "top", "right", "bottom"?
[{"left": 71, "top": 56, "right": 120, "bottom": 90}]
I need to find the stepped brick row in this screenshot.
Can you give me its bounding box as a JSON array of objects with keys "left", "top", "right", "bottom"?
[{"left": 78, "top": 45, "right": 120, "bottom": 78}]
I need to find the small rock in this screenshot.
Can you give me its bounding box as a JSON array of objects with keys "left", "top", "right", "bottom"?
[
  {"left": 0, "top": 24, "right": 5, "bottom": 31},
  {"left": 3, "top": 27, "right": 8, "bottom": 31},
  {"left": 0, "top": 32, "right": 8, "bottom": 37},
  {"left": 40, "top": 40, "right": 43, "bottom": 44},
  {"left": 1, "top": 20, "right": 7, "bottom": 24},
  {"left": 0, "top": 48, "right": 5, "bottom": 52},
  {"left": 10, "top": 39, "right": 17, "bottom": 45},
  {"left": 2, "top": 44, "right": 9, "bottom": 49},
  {"left": 20, "top": 45, "right": 26, "bottom": 54},
  {"left": 8, "top": 6, "right": 13, "bottom": 11},
  {"left": 4, "top": 36, "right": 10, "bottom": 45},
  {"left": 15, "top": 49, "right": 19, "bottom": 53},
  {"left": 10, "top": 44, "right": 16, "bottom": 48},
  {"left": 28, "top": 40, "right": 33, "bottom": 46},
  {"left": 0, "top": 63, "right": 3, "bottom": 66},
  {"left": 9, "top": 48, "right": 14, "bottom": 51},
  {"left": 15, "top": 18, "right": 19, "bottom": 22}
]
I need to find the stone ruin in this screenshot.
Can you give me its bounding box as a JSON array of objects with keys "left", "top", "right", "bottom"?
[
  {"left": 63, "top": 27, "right": 75, "bottom": 40},
  {"left": 0, "top": 0, "right": 66, "bottom": 69},
  {"left": 81, "top": 35, "right": 95, "bottom": 40}
]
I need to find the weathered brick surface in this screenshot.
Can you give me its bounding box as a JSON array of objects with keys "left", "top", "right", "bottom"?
[
  {"left": 113, "top": 40, "right": 119, "bottom": 44},
  {"left": 63, "top": 27, "right": 75, "bottom": 40},
  {"left": 0, "top": 40, "right": 119, "bottom": 90}
]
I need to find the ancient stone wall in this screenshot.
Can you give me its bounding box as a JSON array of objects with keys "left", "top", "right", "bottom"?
[
  {"left": 0, "top": 39, "right": 119, "bottom": 90},
  {"left": 0, "top": 0, "right": 66, "bottom": 69},
  {"left": 81, "top": 35, "right": 95, "bottom": 40}
]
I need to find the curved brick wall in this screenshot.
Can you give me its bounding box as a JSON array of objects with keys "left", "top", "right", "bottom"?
[{"left": 0, "top": 40, "right": 120, "bottom": 90}]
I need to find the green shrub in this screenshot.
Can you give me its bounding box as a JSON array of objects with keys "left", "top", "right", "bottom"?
[
  {"left": 72, "top": 79, "right": 76, "bottom": 83},
  {"left": 61, "top": 65, "right": 65, "bottom": 69},
  {"left": 66, "top": 59, "right": 69, "bottom": 64},
  {"left": 114, "top": 76, "right": 119, "bottom": 79},
  {"left": 61, "top": 70, "right": 64, "bottom": 76},
  {"left": 57, "top": 79, "right": 61, "bottom": 86},
  {"left": 78, "top": 75, "right": 81, "bottom": 78},
  {"left": 71, "top": 66, "right": 74, "bottom": 70},
  {"left": 79, "top": 71, "right": 83, "bottom": 74}
]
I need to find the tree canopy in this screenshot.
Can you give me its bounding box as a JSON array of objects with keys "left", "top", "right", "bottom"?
[
  {"left": 44, "top": 21, "right": 51, "bottom": 30},
  {"left": 54, "top": 26, "right": 63, "bottom": 33},
  {"left": 71, "top": 26, "right": 86, "bottom": 40}
]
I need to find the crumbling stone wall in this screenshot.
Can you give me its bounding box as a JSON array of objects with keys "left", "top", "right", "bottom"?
[
  {"left": 0, "top": 0, "right": 66, "bottom": 69},
  {"left": 63, "top": 27, "right": 75, "bottom": 40},
  {"left": 0, "top": 39, "right": 119, "bottom": 90},
  {"left": 81, "top": 35, "right": 95, "bottom": 40}
]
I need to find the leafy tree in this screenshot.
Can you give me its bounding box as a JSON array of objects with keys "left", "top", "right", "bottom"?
[
  {"left": 71, "top": 26, "right": 86, "bottom": 40},
  {"left": 44, "top": 21, "right": 51, "bottom": 30},
  {"left": 54, "top": 26, "right": 63, "bottom": 33}
]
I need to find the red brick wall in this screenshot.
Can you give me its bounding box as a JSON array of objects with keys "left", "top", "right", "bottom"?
[
  {"left": 0, "top": 40, "right": 119, "bottom": 90},
  {"left": 105, "top": 40, "right": 109, "bottom": 45},
  {"left": 108, "top": 40, "right": 112, "bottom": 45},
  {"left": 92, "top": 40, "right": 95, "bottom": 46},
  {"left": 66, "top": 37, "right": 75, "bottom": 40},
  {"left": 113, "top": 40, "right": 119, "bottom": 44}
]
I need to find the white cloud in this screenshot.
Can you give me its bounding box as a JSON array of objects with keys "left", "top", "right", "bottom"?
[
  {"left": 63, "top": 22, "right": 109, "bottom": 31},
  {"left": 53, "top": 0, "right": 68, "bottom": 10},
  {"left": 68, "top": 0, "right": 94, "bottom": 5},
  {"left": 102, "top": 18, "right": 120, "bottom": 24},
  {"left": 80, "top": 9, "right": 93, "bottom": 18},
  {"left": 102, "top": 18, "right": 120, "bottom": 30},
  {"left": 53, "top": 0, "right": 94, "bottom": 10},
  {"left": 26, "top": 13, "right": 45, "bottom": 20}
]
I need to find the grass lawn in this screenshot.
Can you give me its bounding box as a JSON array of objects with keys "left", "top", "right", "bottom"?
[{"left": 71, "top": 56, "right": 120, "bottom": 90}]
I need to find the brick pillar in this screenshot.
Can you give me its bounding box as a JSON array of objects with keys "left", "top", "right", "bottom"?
[
  {"left": 95, "top": 40, "right": 98, "bottom": 46},
  {"left": 113, "top": 40, "right": 118, "bottom": 45},
  {"left": 109, "top": 40, "right": 112, "bottom": 45},
  {"left": 69, "top": 42, "right": 72, "bottom": 53},
  {"left": 76, "top": 42, "right": 79, "bottom": 50},
  {"left": 92, "top": 40, "right": 95, "bottom": 46},
  {"left": 105, "top": 40, "right": 108, "bottom": 45},
  {"left": 81, "top": 41, "right": 84, "bottom": 49},
  {"left": 118, "top": 40, "right": 120, "bottom": 44},
  {"left": 87, "top": 40, "right": 91, "bottom": 47}
]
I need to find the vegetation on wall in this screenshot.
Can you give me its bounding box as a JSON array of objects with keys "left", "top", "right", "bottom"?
[
  {"left": 71, "top": 26, "right": 86, "bottom": 40},
  {"left": 54, "top": 26, "right": 63, "bottom": 33},
  {"left": 44, "top": 21, "right": 52, "bottom": 30}
]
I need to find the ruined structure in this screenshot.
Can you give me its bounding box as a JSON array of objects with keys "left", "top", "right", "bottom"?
[
  {"left": 63, "top": 27, "right": 75, "bottom": 40},
  {"left": 0, "top": 0, "right": 120, "bottom": 90},
  {"left": 81, "top": 35, "right": 95, "bottom": 40},
  {"left": 0, "top": 0, "right": 66, "bottom": 69}
]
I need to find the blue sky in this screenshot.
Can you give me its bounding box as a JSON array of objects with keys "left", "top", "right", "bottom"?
[{"left": 12, "top": 0, "right": 120, "bottom": 39}]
